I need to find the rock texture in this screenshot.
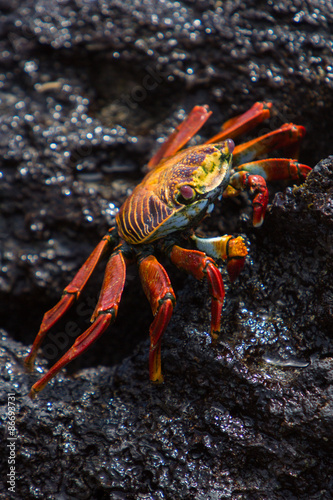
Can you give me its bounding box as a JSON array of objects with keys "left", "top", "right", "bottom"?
[{"left": 0, "top": 1, "right": 332, "bottom": 499}]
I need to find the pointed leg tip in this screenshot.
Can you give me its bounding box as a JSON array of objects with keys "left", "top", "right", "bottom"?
[
  {"left": 28, "top": 388, "right": 37, "bottom": 400},
  {"left": 299, "top": 164, "right": 312, "bottom": 180},
  {"left": 299, "top": 125, "right": 306, "bottom": 137},
  {"left": 253, "top": 215, "right": 264, "bottom": 227},
  {"left": 152, "top": 374, "right": 164, "bottom": 384},
  {"left": 149, "top": 352, "right": 164, "bottom": 384},
  {"left": 260, "top": 101, "right": 272, "bottom": 110},
  {"left": 150, "top": 367, "right": 164, "bottom": 384},
  {"left": 227, "top": 258, "right": 246, "bottom": 283},
  {"left": 253, "top": 221, "right": 263, "bottom": 228},
  {"left": 210, "top": 330, "right": 219, "bottom": 343}
]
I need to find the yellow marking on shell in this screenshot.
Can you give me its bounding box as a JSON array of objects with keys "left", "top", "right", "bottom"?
[{"left": 191, "top": 149, "right": 230, "bottom": 194}]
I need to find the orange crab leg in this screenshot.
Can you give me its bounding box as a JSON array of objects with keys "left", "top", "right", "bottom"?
[
  {"left": 169, "top": 245, "right": 225, "bottom": 340},
  {"left": 205, "top": 101, "right": 272, "bottom": 144},
  {"left": 147, "top": 105, "right": 212, "bottom": 170},
  {"left": 25, "top": 232, "right": 115, "bottom": 370},
  {"left": 28, "top": 249, "right": 127, "bottom": 398},
  {"left": 233, "top": 158, "right": 311, "bottom": 182},
  {"left": 233, "top": 123, "right": 306, "bottom": 166},
  {"left": 138, "top": 255, "right": 176, "bottom": 383}
]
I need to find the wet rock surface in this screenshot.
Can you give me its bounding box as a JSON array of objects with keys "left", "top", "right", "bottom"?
[{"left": 0, "top": 0, "right": 332, "bottom": 499}]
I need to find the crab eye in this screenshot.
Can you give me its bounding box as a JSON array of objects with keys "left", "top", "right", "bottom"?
[
  {"left": 177, "top": 185, "right": 197, "bottom": 205},
  {"left": 226, "top": 138, "right": 235, "bottom": 154},
  {"left": 180, "top": 185, "right": 195, "bottom": 199},
  {"left": 176, "top": 185, "right": 197, "bottom": 205}
]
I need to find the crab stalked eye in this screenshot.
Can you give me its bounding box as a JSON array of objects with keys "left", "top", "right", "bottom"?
[
  {"left": 226, "top": 138, "right": 235, "bottom": 154},
  {"left": 177, "top": 185, "right": 196, "bottom": 204},
  {"left": 180, "top": 185, "right": 195, "bottom": 199}
]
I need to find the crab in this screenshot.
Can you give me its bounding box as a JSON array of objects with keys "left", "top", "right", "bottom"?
[{"left": 25, "top": 102, "right": 311, "bottom": 398}]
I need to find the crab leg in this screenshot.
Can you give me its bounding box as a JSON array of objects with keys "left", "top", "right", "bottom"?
[
  {"left": 233, "top": 123, "right": 306, "bottom": 166},
  {"left": 169, "top": 245, "right": 225, "bottom": 340},
  {"left": 147, "top": 105, "right": 212, "bottom": 170},
  {"left": 139, "top": 255, "right": 176, "bottom": 383},
  {"left": 205, "top": 101, "right": 272, "bottom": 144},
  {"left": 191, "top": 234, "right": 248, "bottom": 283},
  {"left": 147, "top": 101, "right": 272, "bottom": 170},
  {"left": 28, "top": 249, "right": 127, "bottom": 398},
  {"left": 233, "top": 158, "right": 311, "bottom": 182},
  {"left": 25, "top": 232, "right": 116, "bottom": 370}
]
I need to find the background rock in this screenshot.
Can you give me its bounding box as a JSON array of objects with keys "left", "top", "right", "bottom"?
[{"left": 0, "top": 1, "right": 332, "bottom": 498}]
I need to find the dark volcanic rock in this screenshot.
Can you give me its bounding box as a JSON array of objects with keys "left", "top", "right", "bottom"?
[
  {"left": 0, "top": 0, "right": 332, "bottom": 499},
  {"left": 270, "top": 156, "right": 333, "bottom": 242}
]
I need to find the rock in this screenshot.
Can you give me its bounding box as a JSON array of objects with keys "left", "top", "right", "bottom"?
[{"left": 0, "top": 0, "right": 332, "bottom": 498}]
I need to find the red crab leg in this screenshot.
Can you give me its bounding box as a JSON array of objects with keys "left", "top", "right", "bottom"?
[
  {"left": 169, "top": 245, "right": 225, "bottom": 340},
  {"left": 147, "top": 105, "right": 212, "bottom": 170},
  {"left": 28, "top": 249, "right": 127, "bottom": 398},
  {"left": 233, "top": 123, "right": 306, "bottom": 166},
  {"left": 25, "top": 232, "right": 115, "bottom": 370},
  {"left": 233, "top": 158, "right": 312, "bottom": 182},
  {"left": 205, "top": 101, "right": 272, "bottom": 144},
  {"left": 139, "top": 255, "right": 176, "bottom": 383}
]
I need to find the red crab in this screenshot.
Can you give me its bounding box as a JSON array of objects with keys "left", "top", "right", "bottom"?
[{"left": 25, "top": 102, "right": 311, "bottom": 398}]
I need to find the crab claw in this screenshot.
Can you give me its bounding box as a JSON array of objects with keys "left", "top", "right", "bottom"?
[
  {"left": 227, "top": 257, "right": 246, "bottom": 283},
  {"left": 226, "top": 236, "right": 248, "bottom": 282}
]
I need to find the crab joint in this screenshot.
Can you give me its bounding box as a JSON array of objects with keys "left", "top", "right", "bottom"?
[
  {"left": 168, "top": 244, "right": 225, "bottom": 340},
  {"left": 139, "top": 255, "right": 176, "bottom": 383}
]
